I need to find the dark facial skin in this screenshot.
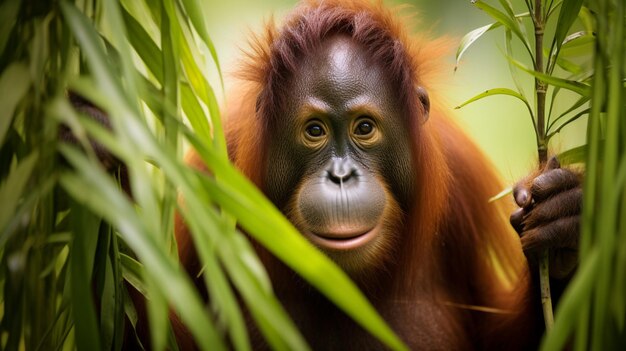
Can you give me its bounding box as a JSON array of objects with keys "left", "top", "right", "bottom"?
[{"left": 263, "top": 35, "right": 415, "bottom": 273}]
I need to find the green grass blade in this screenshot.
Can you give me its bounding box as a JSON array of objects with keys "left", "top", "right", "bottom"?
[
  {"left": 488, "top": 187, "right": 512, "bottom": 203},
  {"left": 556, "top": 144, "right": 587, "bottom": 166},
  {"left": 175, "top": 201, "right": 254, "bottom": 350},
  {"left": 509, "top": 56, "right": 591, "bottom": 96},
  {"left": 562, "top": 31, "right": 592, "bottom": 47},
  {"left": 58, "top": 145, "right": 226, "bottom": 351},
  {"left": 455, "top": 87, "right": 532, "bottom": 112},
  {"left": 0, "top": 175, "right": 55, "bottom": 250},
  {"left": 560, "top": 31, "right": 595, "bottom": 57},
  {"left": 181, "top": 83, "right": 212, "bottom": 145},
  {"left": 120, "top": 254, "right": 147, "bottom": 296},
  {"left": 202, "top": 241, "right": 253, "bottom": 351},
  {"left": 158, "top": 0, "right": 180, "bottom": 260},
  {"left": 474, "top": 1, "right": 533, "bottom": 58},
  {"left": 614, "top": 183, "right": 626, "bottom": 330},
  {"left": 0, "top": 62, "right": 31, "bottom": 145},
  {"left": 214, "top": 226, "right": 305, "bottom": 350},
  {"left": 0, "top": 152, "right": 38, "bottom": 232},
  {"left": 60, "top": 1, "right": 125, "bottom": 104},
  {"left": 498, "top": 0, "right": 516, "bottom": 18},
  {"left": 134, "top": 119, "right": 277, "bottom": 350},
  {"left": 100, "top": 254, "right": 116, "bottom": 351},
  {"left": 174, "top": 10, "right": 225, "bottom": 156},
  {"left": 591, "top": 1, "right": 624, "bottom": 347},
  {"left": 102, "top": 0, "right": 141, "bottom": 109},
  {"left": 109, "top": 228, "right": 125, "bottom": 351},
  {"left": 455, "top": 88, "right": 535, "bottom": 134},
  {"left": 177, "top": 22, "right": 212, "bottom": 135},
  {"left": 547, "top": 0, "right": 584, "bottom": 73},
  {"left": 554, "top": 54, "right": 584, "bottom": 74},
  {"left": 179, "top": 0, "right": 224, "bottom": 89},
  {"left": 121, "top": 7, "right": 163, "bottom": 82},
  {"left": 547, "top": 108, "right": 590, "bottom": 138},
  {"left": 0, "top": 0, "right": 19, "bottom": 55},
  {"left": 146, "top": 274, "right": 168, "bottom": 351},
  {"left": 455, "top": 22, "right": 501, "bottom": 71},
  {"left": 69, "top": 201, "right": 103, "bottom": 351},
  {"left": 122, "top": 286, "right": 146, "bottom": 351},
  {"left": 505, "top": 28, "right": 527, "bottom": 99}
]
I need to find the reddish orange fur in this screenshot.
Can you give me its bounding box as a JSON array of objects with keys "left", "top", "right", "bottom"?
[{"left": 175, "top": 0, "right": 539, "bottom": 349}]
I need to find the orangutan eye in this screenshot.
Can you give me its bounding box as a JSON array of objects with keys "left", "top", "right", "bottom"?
[
  {"left": 354, "top": 119, "right": 374, "bottom": 136},
  {"left": 305, "top": 122, "right": 326, "bottom": 138}
]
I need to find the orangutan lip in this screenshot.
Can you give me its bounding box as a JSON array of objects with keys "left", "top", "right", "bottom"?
[
  {"left": 308, "top": 226, "right": 378, "bottom": 250},
  {"left": 313, "top": 228, "right": 369, "bottom": 240}
]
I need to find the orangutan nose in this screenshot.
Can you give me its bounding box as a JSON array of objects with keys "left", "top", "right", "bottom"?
[{"left": 327, "top": 157, "right": 357, "bottom": 185}]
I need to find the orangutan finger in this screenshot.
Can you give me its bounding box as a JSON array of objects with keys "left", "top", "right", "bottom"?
[
  {"left": 513, "top": 183, "right": 532, "bottom": 208},
  {"left": 530, "top": 168, "right": 580, "bottom": 202},
  {"left": 522, "top": 188, "right": 582, "bottom": 230},
  {"left": 520, "top": 216, "right": 579, "bottom": 254},
  {"left": 543, "top": 156, "right": 561, "bottom": 171},
  {"left": 510, "top": 207, "right": 527, "bottom": 234}
]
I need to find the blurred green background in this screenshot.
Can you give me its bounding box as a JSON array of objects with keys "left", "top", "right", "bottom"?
[{"left": 202, "top": 0, "right": 587, "bottom": 183}]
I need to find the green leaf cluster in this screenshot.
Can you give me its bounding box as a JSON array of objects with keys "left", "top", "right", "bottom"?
[
  {"left": 457, "top": 0, "right": 626, "bottom": 349},
  {"left": 456, "top": 0, "right": 593, "bottom": 151},
  {"left": 0, "top": 1, "right": 407, "bottom": 350}
]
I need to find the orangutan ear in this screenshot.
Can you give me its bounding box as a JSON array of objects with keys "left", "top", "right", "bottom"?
[{"left": 416, "top": 86, "right": 430, "bottom": 123}]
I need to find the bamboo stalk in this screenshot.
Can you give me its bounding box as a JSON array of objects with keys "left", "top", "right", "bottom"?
[{"left": 534, "top": 0, "right": 553, "bottom": 331}]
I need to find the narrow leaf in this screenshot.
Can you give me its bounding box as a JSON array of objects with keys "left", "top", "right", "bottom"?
[
  {"left": 509, "top": 57, "right": 591, "bottom": 96},
  {"left": 179, "top": 0, "right": 224, "bottom": 88},
  {"left": 455, "top": 87, "right": 532, "bottom": 116},
  {"left": 548, "top": 108, "right": 590, "bottom": 138},
  {"left": 489, "top": 187, "right": 512, "bottom": 203},
  {"left": 60, "top": 1, "right": 125, "bottom": 104},
  {"left": 547, "top": 0, "right": 584, "bottom": 72},
  {"left": 557, "top": 145, "right": 587, "bottom": 166},
  {"left": 122, "top": 287, "right": 146, "bottom": 351},
  {"left": 548, "top": 95, "right": 590, "bottom": 131},
  {"left": 100, "top": 255, "right": 116, "bottom": 351},
  {"left": 0, "top": 0, "right": 19, "bottom": 54},
  {"left": 498, "top": 0, "right": 516, "bottom": 18},
  {"left": 455, "top": 22, "right": 501, "bottom": 71},
  {"left": 102, "top": 0, "right": 140, "bottom": 108},
  {"left": 59, "top": 145, "right": 225, "bottom": 351},
  {"left": 474, "top": 1, "right": 533, "bottom": 57},
  {"left": 146, "top": 275, "right": 168, "bottom": 351},
  {"left": 0, "top": 152, "right": 38, "bottom": 232},
  {"left": 121, "top": 254, "right": 147, "bottom": 296},
  {"left": 69, "top": 201, "right": 103, "bottom": 351},
  {"left": 181, "top": 83, "right": 212, "bottom": 145},
  {"left": 0, "top": 63, "right": 31, "bottom": 145},
  {"left": 555, "top": 55, "right": 584, "bottom": 74},
  {"left": 176, "top": 11, "right": 224, "bottom": 155},
  {"left": 122, "top": 7, "right": 163, "bottom": 82},
  {"left": 560, "top": 32, "right": 595, "bottom": 57},
  {"left": 505, "top": 28, "right": 527, "bottom": 98}
]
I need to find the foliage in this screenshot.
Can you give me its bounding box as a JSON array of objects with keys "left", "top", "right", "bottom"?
[
  {"left": 456, "top": 0, "right": 593, "bottom": 161},
  {"left": 0, "top": 0, "right": 407, "bottom": 350},
  {"left": 456, "top": 0, "right": 625, "bottom": 348}
]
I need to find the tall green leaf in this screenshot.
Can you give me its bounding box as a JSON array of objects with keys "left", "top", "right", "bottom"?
[
  {"left": 547, "top": 0, "right": 584, "bottom": 73},
  {"left": 0, "top": 63, "right": 31, "bottom": 145},
  {"left": 69, "top": 202, "right": 103, "bottom": 351},
  {"left": 474, "top": 0, "right": 533, "bottom": 58}
]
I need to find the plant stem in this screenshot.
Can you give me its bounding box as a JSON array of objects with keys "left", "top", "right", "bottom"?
[{"left": 534, "top": 0, "right": 553, "bottom": 331}]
